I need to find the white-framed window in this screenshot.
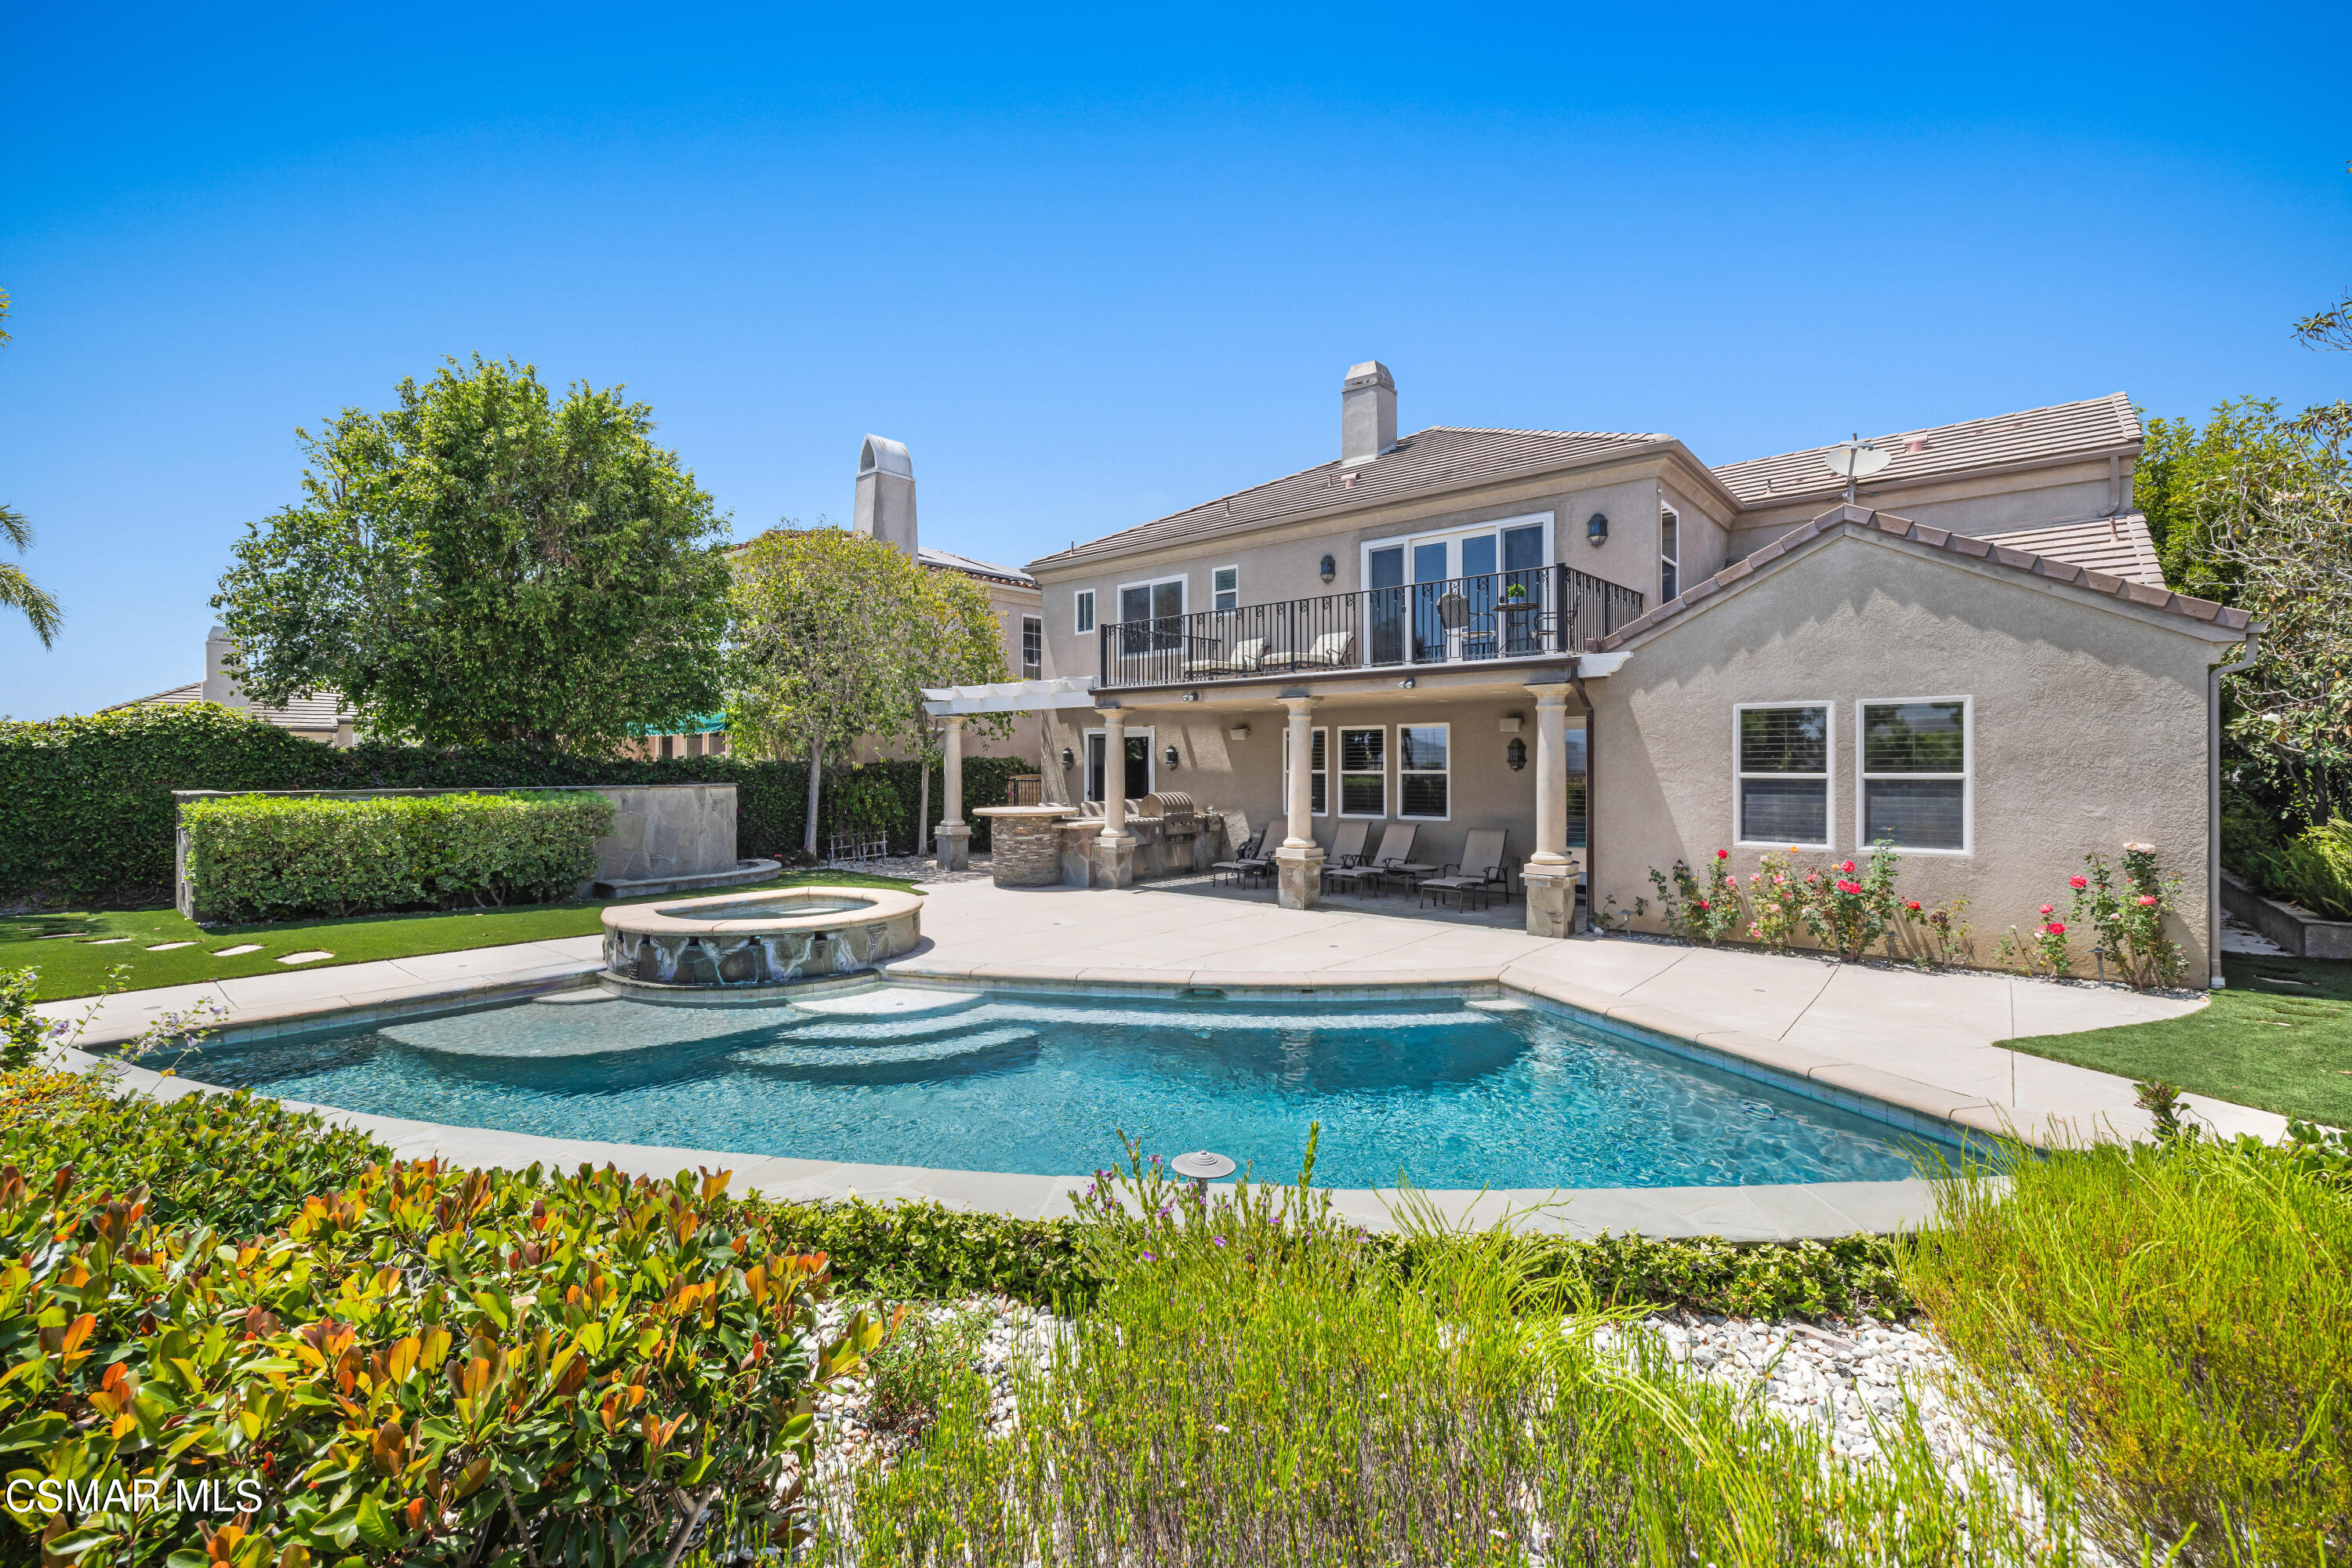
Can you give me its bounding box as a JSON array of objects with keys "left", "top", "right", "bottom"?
[
  {"left": 1074, "top": 590, "right": 1094, "bottom": 634},
  {"left": 1283, "top": 725, "right": 1329, "bottom": 816},
  {"left": 1857, "top": 697, "right": 1970, "bottom": 853},
  {"left": 1083, "top": 726, "right": 1154, "bottom": 803},
  {"left": 1021, "top": 615, "right": 1043, "bottom": 680},
  {"left": 1660, "top": 504, "right": 1680, "bottom": 601},
  {"left": 1734, "top": 702, "right": 1832, "bottom": 848},
  {"left": 1116, "top": 575, "right": 1185, "bottom": 654},
  {"left": 1398, "top": 723, "right": 1450, "bottom": 820},
  {"left": 1212, "top": 564, "right": 1240, "bottom": 612},
  {"left": 1338, "top": 726, "right": 1387, "bottom": 818}
]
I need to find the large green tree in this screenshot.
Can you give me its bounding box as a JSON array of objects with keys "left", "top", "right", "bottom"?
[
  {"left": 212, "top": 355, "right": 730, "bottom": 750},
  {"left": 902, "top": 568, "right": 1014, "bottom": 854},
  {"left": 728, "top": 526, "right": 934, "bottom": 856},
  {"left": 0, "top": 289, "right": 63, "bottom": 649}
]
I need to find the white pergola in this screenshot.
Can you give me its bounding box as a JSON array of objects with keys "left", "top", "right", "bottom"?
[{"left": 919, "top": 677, "right": 1098, "bottom": 868}]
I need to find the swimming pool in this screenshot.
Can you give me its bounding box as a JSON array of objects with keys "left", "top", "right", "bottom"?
[{"left": 174, "top": 987, "right": 1934, "bottom": 1189}]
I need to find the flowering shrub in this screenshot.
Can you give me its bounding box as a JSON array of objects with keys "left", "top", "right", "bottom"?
[
  {"left": 2068, "top": 844, "right": 2189, "bottom": 990},
  {"left": 1896, "top": 897, "right": 1973, "bottom": 971},
  {"left": 0, "top": 1157, "right": 884, "bottom": 1566},
  {"left": 1646, "top": 856, "right": 1740, "bottom": 946},
  {"left": 1798, "top": 844, "right": 1903, "bottom": 962},
  {"left": 1744, "top": 851, "right": 1808, "bottom": 953},
  {"left": 2034, "top": 917, "right": 2074, "bottom": 975}
]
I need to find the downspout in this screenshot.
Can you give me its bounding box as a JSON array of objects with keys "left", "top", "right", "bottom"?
[
  {"left": 1571, "top": 670, "right": 1595, "bottom": 934},
  {"left": 2208, "top": 633, "right": 2259, "bottom": 989}
]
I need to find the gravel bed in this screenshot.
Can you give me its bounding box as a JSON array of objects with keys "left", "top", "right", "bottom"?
[
  {"left": 805, "top": 1295, "right": 1061, "bottom": 1479},
  {"left": 815, "top": 854, "right": 992, "bottom": 886}
]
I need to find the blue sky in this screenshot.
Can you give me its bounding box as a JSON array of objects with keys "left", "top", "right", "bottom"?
[{"left": 3, "top": 2, "right": 2347, "bottom": 718}]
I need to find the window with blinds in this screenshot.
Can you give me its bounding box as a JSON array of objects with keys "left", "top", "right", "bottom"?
[
  {"left": 1339, "top": 727, "right": 1386, "bottom": 818},
  {"left": 1860, "top": 699, "right": 1968, "bottom": 851},
  {"left": 1736, "top": 703, "right": 1831, "bottom": 846}
]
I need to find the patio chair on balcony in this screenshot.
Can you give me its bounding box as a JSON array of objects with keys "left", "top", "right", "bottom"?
[
  {"left": 1185, "top": 637, "right": 1269, "bottom": 678},
  {"left": 1315, "top": 819, "right": 1370, "bottom": 892},
  {"left": 1294, "top": 630, "right": 1355, "bottom": 670},
  {"left": 1210, "top": 813, "right": 1272, "bottom": 888},
  {"left": 1322, "top": 822, "right": 1417, "bottom": 896},
  {"left": 1418, "top": 829, "right": 1512, "bottom": 912}
]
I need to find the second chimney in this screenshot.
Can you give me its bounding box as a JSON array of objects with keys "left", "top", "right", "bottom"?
[
  {"left": 852, "top": 435, "right": 918, "bottom": 558},
  {"left": 1341, "top": 361, "right": 1396, "bottom": 466}
]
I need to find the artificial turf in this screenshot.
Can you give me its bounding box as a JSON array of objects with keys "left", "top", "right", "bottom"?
[
  {"left": 1, "top": 870, "right": 921, "bottom": 1002},
  {"left": 1999, "top": 951, "right": 2352, "bottom": 1127}
]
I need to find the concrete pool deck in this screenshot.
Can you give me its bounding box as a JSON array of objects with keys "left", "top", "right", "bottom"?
[{"left": 34, "top": 877, "right": 2286, "bottom": 1238}]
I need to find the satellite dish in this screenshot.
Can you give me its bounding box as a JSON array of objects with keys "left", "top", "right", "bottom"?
[{"left": 1824, "top": 434, "right": 1893, "bottom": 499}]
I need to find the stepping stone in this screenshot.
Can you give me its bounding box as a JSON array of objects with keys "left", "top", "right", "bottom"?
[
  {"left": 79, "top": 937, "right": 134, "bottom": 946},
  {"left": 34, "top": 931, "right": 91, "bottom": 940},
  {"left": 277, "top": 950, "right": 335, "bottom": 965},
  {"left": 211, "top": 945, "right": 263, "bottom": 956},
  {"left": 146, "top": 942, "right": 195, "bottom": 951}
]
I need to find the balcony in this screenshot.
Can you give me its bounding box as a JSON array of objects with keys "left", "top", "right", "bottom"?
[{"left": 1096, "top": 564, "right": 1643, "bottom": 691}]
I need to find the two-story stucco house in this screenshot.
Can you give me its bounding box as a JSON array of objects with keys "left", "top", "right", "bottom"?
[{"left": 926, "top": 363, "right": 2252, "bottom": 986}]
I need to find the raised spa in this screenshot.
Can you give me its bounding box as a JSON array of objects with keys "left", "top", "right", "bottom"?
[{"left": 599, "top": 885, "right": 923, "bottom": 995}]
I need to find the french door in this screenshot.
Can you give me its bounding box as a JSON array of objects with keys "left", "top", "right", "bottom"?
[
  {"left": 1366, "top": 517, "right": 1548, "bottom": 666},
  {"left": 1084, "top": 729, "right": 1153, "bottom": 803}
]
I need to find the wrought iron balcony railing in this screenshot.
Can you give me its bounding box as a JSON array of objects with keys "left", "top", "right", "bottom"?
[{"left": 1096, "top": 563, "right": 1643, "bottom": 690}]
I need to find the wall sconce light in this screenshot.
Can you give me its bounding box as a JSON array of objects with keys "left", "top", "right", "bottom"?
[
  {"left": 1060, "top": 746, "right": 1075, "bottom": 768},
  {"left": 1181, "top": 691, "right": 1200, "bottom": 702},
  {"left": 1319, "top": 554, "right": 1337, "bottom": 584},
  {"left": 1507, "top": 737, "right": 1527, "bottom": 771},
  {"left": 1227, "top": 724, "right": 1250, "bottom": 740},
  {"left": 1164, "top": 745, "right": 1181, "bottom": 768},
  {"left": 1586, "top": 511, "right": 1610, "bottom": 546}
]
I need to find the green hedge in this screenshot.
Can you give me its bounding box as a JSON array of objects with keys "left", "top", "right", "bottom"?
[
  {"left": 183, "top": 789, "right": 617, "bottom": 922},
  {"left": 0, "top": 704, "right": 1035, "bottom": 904}
]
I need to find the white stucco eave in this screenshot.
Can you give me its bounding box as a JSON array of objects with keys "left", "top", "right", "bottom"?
[{"left": 923, "top": 677, "right": 1100, "bottom": 716}]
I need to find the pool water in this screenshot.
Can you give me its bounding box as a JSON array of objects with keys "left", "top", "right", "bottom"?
[
  {"left": 656, "top": 895, "right": 877, "bottom": 920},
  {"left": 177, "top": 989, "right": 1932, "bottom": 1189}
]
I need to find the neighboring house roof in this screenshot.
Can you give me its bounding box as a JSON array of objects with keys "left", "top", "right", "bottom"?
[
  {"left": 919, "top": 545, "right": 1037, "bottom": 589},
  {"left": 1980, "top": 513, "right": 2165, "bottom": 586},
  {"left": 1025, "top": 426, "right": 1671, "bottom": 572},
  {"left": 1711, "top": 393, "right": 2142, "bottom": 510},
  {"left": 1590, "top": 503, "right": 2250, "bottom": 653},
  {"left": 111, "top": 681, "right": 350, "bottom": 731}
]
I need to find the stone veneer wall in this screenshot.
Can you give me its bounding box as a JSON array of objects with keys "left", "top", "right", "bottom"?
[{"left": 989, "top": 815, "right": 1064, "bottom": 887}]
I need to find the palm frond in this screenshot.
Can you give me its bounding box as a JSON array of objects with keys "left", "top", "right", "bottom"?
[
  {"left": 0, "top": 558, "right": 62, "bottom": 648},
  {"left": 0, "top": 502, "right": 29, "bottom": 555}
]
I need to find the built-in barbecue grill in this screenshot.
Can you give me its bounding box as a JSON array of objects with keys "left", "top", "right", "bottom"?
[{"left": 1140, "top": 790, "right": 1198, "bottom": 836}]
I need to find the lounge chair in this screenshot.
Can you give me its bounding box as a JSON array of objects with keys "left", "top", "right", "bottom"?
[
  {"left": 1210, "top": 813, "right": 1272, "bottom": 887},
  {"left": 1316, "top": 819, "right": 1371, "bottom": 892},
  {"left": 1322, "top": 822, "right": 1417, "bottom": 895},
  {"left": 1294, "top": 630, "right": 1355, "bottom": 670},
  {"left": 1418, "top": 829, "right": 1512, "bottom": 912},
  {"left": 1184, "top": 637, "right": 1269, "bottom": 677}
]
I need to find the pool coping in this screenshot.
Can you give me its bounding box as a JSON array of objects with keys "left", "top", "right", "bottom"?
[{"left": 45, "top": 956, "right": 2007, "bottom": 1241}]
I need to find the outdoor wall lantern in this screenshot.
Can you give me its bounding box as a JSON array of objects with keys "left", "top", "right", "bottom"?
[
  {"left": 1060, "top": 746, "right": 1075, "bottom": 768},
  {"left": 1507, "top": 737, "right": 1527, "bottom": 771},
  {"left": 1586, "top": 511, "right": 1610, "bottom": 546},
  {"left": 1164, "top": 745, "right": 1181, "bottom": 768},
  {"left": 1319, "top": 554, "right": 1337, "bottom": 583}
]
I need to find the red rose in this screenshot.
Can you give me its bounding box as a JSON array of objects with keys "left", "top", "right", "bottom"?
[
  {"left": 1904, "top": 900, "right": 1922, "bottom": 912},
  {"left": 2046, "top": 920, "right": 2066, "bottom": 935},
  {"left": 1716, "top": 848, "right": 1730, "bottom": 860},
  {"left": 2069, "top": 875, "right": 2088, "bottom": 890},
  {"left": 1695, "top": 899, "right": 1710, "bottom": 910},
  {"left": 1836, "top": 879, "right": 1862, "bottom": 895},
  {"left": 1837, "top": 861, "right": 1856, "bottom": 874}
]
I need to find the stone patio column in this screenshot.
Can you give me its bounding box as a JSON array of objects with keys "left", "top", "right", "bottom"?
[
  {"left": 935, "top": 714, "right": 971, "bottom": 871},
  {"left": 1091, "top": 706, "right": 1136, "bottom": 888},
  {"left": 1274, "top": 695, "right": 1324, "bottom": 910},
  {"left": 1523, "top": 682, "right": 1581, "bottom": 938}
]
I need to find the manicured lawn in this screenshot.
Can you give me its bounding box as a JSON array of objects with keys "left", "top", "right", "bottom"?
[
  {"left": 2000, "top": 952, "right": 2352, "bottom": 1127},
  {"left": 0, "top": 870, "right": 920, "bottom": 1001}
]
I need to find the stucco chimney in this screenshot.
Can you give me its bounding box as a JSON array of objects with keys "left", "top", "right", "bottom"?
[
  {"left": 1341, "top": 361, "right": 1397, "bottom": 466},
  {"left": 201, "top": 626, "right": 246, "bottom": 710},
  {"left": 853, "top": 435, "right": 918, "bottom": 558}
]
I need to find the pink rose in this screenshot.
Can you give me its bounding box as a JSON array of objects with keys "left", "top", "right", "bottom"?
[
  {"left": 2069, "top": 875, "right": 2088, "bottom": 890},
  {"left": 2136, "top": 894, "right": 2158, "bottom": 907},
  {"left": 1836, "top": 879, "right": 1862, "bottom": 895},
  {"left": 1696, "top": 899, "right": 1710, "bottom": 910},
  {"left": 2039, "top": 904, "right": 2054, "bottom": 916},
  {"left": 2045, "top": 920, "right": 2066, "bottom": 935},
  {"left": 1837, "top": 861, "right": 1856, "bottom": 875}
]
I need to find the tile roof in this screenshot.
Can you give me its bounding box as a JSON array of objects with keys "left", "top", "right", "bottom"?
[
  {"left": 1979, "top": 513, "right": 2164, "bottom": 586},
  {"left": 114, "top": 681, "right": 351, "bottom": 731},
  {"left": 919, "top": 545, "right": 1036, "bottom": 588},
  {"left": 1711, "top": 393, "right": 2142, "bottom": 509},
  {"left": 1025, "top": 426, "right": 1670, "bottom": 572},
  {"left": 1589, "top": 503, "right": 2250, "bottom": 652}
]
